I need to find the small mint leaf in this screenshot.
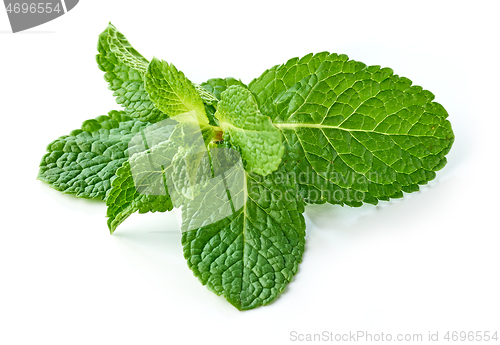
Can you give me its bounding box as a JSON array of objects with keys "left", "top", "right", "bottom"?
[
  {"left": 215, "top": 85, "right": 284, "bottom": 176},
  {"left": 145, "top": 58, "right": 209, "bottom": 125}
]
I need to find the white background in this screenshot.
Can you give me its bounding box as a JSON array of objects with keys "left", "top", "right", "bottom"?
[{"left": 1, "top": 1, "right": 499, "bottom": 344}]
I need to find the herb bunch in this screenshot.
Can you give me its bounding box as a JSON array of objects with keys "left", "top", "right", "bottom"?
[{"left": 38, "top": 23, "right": 454, "bottom": 310}]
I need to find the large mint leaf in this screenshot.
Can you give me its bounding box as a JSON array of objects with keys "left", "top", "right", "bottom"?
[
  {"left": 249, "top": 53, "right": 454, "bottom": 206},
  {"left": 215, "top": 85, "right": 284, "bottom": 176},
  {"left": 38, "top": 110, "right": 149, "bottom": 200},
  {"left": 145, "top": 58, "right": 209, "bottom": 125},
  {"left": 181, "top": 159, "right": 306, "bottom": 310},
  {"left": 96, "top": 23, "right": 165, "bottom": 122}
]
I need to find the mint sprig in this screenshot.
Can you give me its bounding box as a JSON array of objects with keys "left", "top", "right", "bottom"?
[{"left": 38, "top": 23, "right": 454, "bottom": 310}]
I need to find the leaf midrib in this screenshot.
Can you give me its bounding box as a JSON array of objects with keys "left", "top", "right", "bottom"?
[{"left": 275, "top": 122, "right": 447, "bottom": 138}]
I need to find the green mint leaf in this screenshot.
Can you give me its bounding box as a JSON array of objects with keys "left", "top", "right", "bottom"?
[
  {"left": 145, "top": 57, "right": 209, "bottom": 125},
  {"left": 194, "top": 83, "right": 220, "bottom": 126},
  {"left": 170, "top": 147, "right": 212, "bottom": 201},
  {"left": 106, "top": 123, "right": 179, "bottom": 232},
  {"left": 249, "top": 53, "right": 454, "bottom": 205},
  {"left": 202, "top": 103, "right": 218, "bottom": 127},
  {"left": 96, "top": 23, "right": 165, "bottom": 122},
  {"left": 194, "top": 83, "right": 219, "bottom": 106},
  {"left": 106, "top": 120, "right": 214, "bottom": 232},
  {"left": 215, "top": 85, "right": 284, "bottom": 176},
  {"left": 168, "top": 124, "right": 215, "bottom": 202},
  {"left": 106, "top": 24, "right": 148, "bottom": 74},
  {"left": 106, "top": 159, "right": 174, "bottom": 233},
  {"left": 200, "top": 77, "right": 247, "bottom": 100},
  {"left": 181, "top": 158, "right": 306, "bottom": 310},
  {"left": 38, "top": 110, "right": 149, "bottom": 200},
  {"left": 199, "top": 78, "right": 247, "bottom": 126}
]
